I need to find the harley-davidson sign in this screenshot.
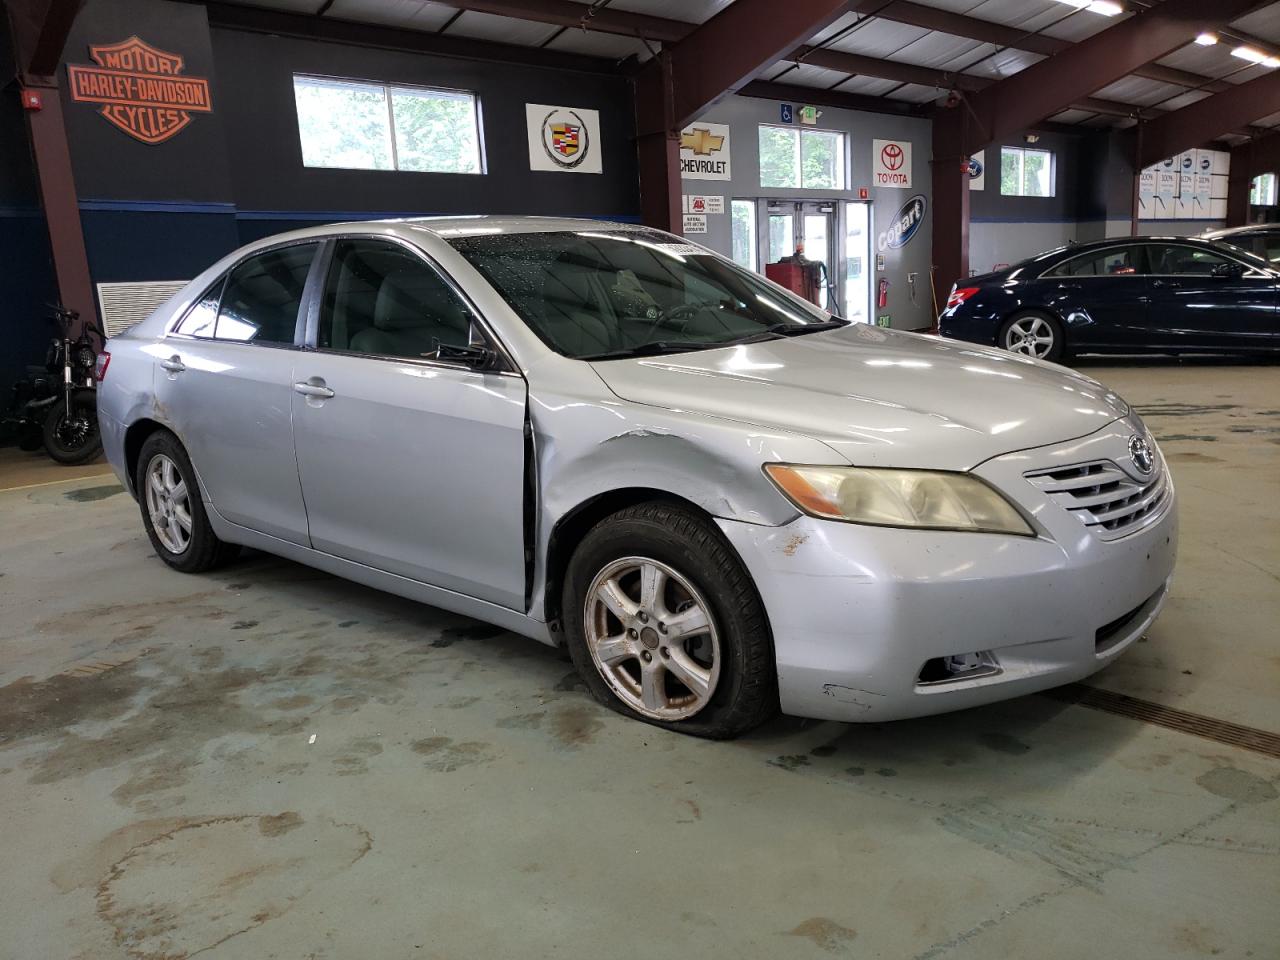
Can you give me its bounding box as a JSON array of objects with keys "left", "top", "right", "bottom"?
[{"left": 67, "top": 37, "right": 212, "bottom": 144}]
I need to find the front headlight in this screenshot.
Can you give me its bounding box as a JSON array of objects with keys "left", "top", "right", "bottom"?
[{"left": 764, "top": 464, "right": 1034, "bottom": 536}]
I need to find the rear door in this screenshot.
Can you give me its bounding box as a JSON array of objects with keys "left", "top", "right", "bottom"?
[
  {"left": 1144, "top": 242, "right": 1279, "bottom": 352},
  {"left": 156, "top": 242, "right": 318, "bottom": 544},
  {"left": 290, "top": 237, "right": 528, "bottom": 610},
  {"left": 1038, "top": 244, "right": 1149, "bottom": 351}
]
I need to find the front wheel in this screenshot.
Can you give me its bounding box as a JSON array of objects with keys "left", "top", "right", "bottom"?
[
  {"left": 42, "top": 390, "right": 102, "bottom": 465},
  {"left": 1000, "top": 311, "right": 1065, "bottom": 362},
  {"left": 562, "top": 502, "right": 777, "bottom": 739}
]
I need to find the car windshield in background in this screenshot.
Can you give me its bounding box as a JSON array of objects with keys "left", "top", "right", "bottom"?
[{"left": 449, "top": 230, "right": 842, "bottom": 360}]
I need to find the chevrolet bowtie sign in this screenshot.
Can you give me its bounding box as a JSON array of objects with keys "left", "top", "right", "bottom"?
[{"left": 679, "top": 122, "right": 731, "bottom": 181}]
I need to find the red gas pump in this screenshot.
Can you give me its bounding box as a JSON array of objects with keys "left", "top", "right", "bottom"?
[{"left": 765, "top": 244, "right": 824, "bottom": 307}]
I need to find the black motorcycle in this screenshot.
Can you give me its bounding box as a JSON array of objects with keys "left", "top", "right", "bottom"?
[{"left": 6, "top": 305, "right": 106, "bottom": 465}]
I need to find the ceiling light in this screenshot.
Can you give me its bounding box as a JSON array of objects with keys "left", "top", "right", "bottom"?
[
  {"left": 1232, "top": 45, "right": 1271, "bottom": 63},
  {"left": 1087, "top": 1, "right": 1123, "bottom": 15},
  {"left": 1195, "top": 32, "right": 1219, "bottom": 45}
]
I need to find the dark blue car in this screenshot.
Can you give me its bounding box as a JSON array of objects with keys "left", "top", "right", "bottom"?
[{"left": 939, "top": 236, "right": 1280, "bottom": 361}]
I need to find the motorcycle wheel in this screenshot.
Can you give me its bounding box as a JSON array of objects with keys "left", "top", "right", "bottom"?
[{"left": 43, "top": 391, "right": 102, "bottom": 465}]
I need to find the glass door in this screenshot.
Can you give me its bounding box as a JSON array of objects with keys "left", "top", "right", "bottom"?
[
  {"left": 844, "top": 201, "right": 871, "bottom": 323},
  {"left": 759, "top": 201, "right": 838, "bottom": 312}
]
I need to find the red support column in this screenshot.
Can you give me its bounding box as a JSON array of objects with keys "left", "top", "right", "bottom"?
[
  {"left": 931, "top": 110, "right": 969, "bottom": 316},
  {"left": 22, "top": 78, "right": 97, "bottom": 331}
]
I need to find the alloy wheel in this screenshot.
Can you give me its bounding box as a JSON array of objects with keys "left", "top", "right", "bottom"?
[
  {"left": 145, "top": 453, "right": 193, "bottom": 555},
  {"left": 583, "top": 556, "right": 721, "bottom": 721},
  {"left": 1004, "top": 315, "right": 1056, "bottom": 358}
]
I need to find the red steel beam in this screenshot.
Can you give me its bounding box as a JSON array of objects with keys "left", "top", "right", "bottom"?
[
  {"left": 952, "top": 0, "right": 1268, "bottom": 156},
  {"left": 848, "top": 0, "right": 1235, "bottom": 94},
  {"left": 739, "top": 79, "right": 925, "bottom": 118},
  {"left": 664, "top": 0, "right": 851, "bottom": 128},
  {"left": 1138, "top": 69, "right": 1280, "bottom": 168}
]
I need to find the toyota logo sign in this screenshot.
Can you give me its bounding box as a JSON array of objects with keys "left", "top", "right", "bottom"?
[
  {"left": 1129, "top": 435, "right": 1155, "bottom": 475},
  {"left": 881, "top": 143, "right": 904, "bottom": 170}
]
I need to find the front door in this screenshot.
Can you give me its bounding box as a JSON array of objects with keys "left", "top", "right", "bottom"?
[
  {"left": 1144, "top": 242, "right": 1279, "bottom": 352},
  {"left": 156, "top": 241, "right": 319, "bottom": 545},
  {"left": 290, "top": 238, "right": 528, "bottom": 610},
  {"left": 762, "top": 201, "right": 838, "bottom": 312}
]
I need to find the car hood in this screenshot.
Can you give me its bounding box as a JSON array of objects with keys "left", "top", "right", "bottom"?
[{"left": 589, "top": 326, "right": 1129, "bottom": 471}]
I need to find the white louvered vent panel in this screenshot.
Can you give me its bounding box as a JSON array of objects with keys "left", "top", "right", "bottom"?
[{"left": 96, "top": 280, "right": 188, "bottom": 336}]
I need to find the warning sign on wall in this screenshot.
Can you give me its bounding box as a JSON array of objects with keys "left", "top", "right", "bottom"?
[{"left": 872, "top": 139, "right": 912, "bottom": 188}]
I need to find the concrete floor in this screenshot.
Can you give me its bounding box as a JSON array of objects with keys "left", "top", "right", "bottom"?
[{"left": 1, "top": 364, "right": 1277, "bottom": 960}]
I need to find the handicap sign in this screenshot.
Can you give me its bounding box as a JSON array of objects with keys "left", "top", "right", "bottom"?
[{"left": 780, "top": 103, "right": 793, "bottom": 124}]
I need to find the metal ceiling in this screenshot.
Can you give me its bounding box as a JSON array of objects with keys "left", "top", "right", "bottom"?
[{"left": 215, "top": 0, "right": 1280, "bottom": 134}]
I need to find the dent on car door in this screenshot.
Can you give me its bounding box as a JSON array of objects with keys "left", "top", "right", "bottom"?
[
  {"left": 1145, "top": 243, "right": 1276, "bottom": 351},
  {"left": 290, "top": 238, "right": 529, "bottom": 610},
  {"left": 155, "top": 242, "right": 319, "bottom": 543}
]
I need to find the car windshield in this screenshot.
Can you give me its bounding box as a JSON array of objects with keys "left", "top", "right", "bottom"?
[
  {"left": 1205, "top": 238, "right": 1273, "bottom": 270},
  {"left": 449, "top": 229, "right": 843, "bottom": 360}
]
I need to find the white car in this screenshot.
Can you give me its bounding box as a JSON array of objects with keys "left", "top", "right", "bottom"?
[{"left": 96, "top": 217, "right": 1177, "bottom": 738}]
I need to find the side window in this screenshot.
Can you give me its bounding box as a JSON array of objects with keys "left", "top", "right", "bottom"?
[
  {"left": 1047, "top": 246, "right": 1140, "bottom": 278},
  {"left": 174, "top": 279, "right": 223, "bottom": 337},
  {"left": 1147, "top": 244, "right": 1229, "bottom": 277},
  {"left": 1259, "top": 235, "right": 1280, "bottom": 265},
  {"left": 215, "top": 244, "right": 318, "bottom": 344},
  {"left": 319, "top": 239, "right": 476, "bottom": 360}
]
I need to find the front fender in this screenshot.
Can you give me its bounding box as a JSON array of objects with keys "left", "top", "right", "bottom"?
[{"left": 527, "top": 386, "right": 844, "bottom": 621}]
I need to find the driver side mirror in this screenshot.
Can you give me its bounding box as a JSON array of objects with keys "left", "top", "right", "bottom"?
[{"left": 1211, "top": 261, "right": 1245, "bottom": 280}]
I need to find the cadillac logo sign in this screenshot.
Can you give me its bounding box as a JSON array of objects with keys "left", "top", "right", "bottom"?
[
  {"left": 1129, "top": 435, "right": 1155, "bottom": 475},
  {"left": 67, "top": 37, "right": 212, "bottom": 144},
  {"left": 540, "top": 108, "right": 590, "bottom": 169}
]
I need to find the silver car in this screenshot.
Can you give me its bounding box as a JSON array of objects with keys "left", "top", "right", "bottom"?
[{"left": 97, "top": 217, "right": 1177, "bottom": 738}]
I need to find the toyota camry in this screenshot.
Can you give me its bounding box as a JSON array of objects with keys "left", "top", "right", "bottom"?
[{"left": 97, "top": 217, "right": 1177, "bottom": 738}]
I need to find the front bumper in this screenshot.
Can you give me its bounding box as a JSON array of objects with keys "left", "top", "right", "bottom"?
[{"left": 716, "top": 432, "right": 1177, "bottom": 722}]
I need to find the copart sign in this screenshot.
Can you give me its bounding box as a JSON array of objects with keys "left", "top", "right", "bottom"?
[
  {"left": 872, "top": 138, "right": 912, "bottom": 188},
  {"left": 877, "top": 194, "right": 926, "bottom": 251}
]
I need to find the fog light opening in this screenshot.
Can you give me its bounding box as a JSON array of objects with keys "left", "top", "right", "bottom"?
[{"left": 917, "top": 650, "right": 1001, "bottom": 686}]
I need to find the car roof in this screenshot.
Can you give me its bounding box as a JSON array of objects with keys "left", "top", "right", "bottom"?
[
  {"left": 358, "top": 215, "right": 645, "bottom": 238},
  {"left": 1201, "top": 224, "right": 1278, "bottom": 239}
]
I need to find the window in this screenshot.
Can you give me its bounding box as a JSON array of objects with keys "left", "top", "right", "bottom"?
[
  {"left": 758, "top": 125, "right": 846, "bottom": 189},
  {"left": 731, "top": 200, "right": 757, "bottom": 270},
  {"left": 1000, "top": 146, "right": 1054, "bottom": 197},
  {"left": 216, "top": 244, "right": 318, "bottom": 344},
  {"left": 450, "top": 230, "right": 830, "bottom": 360},
  {"left": 1250, "top": 173, "right": 1277, "bottom": 206},
  {"left": 1147, "top": 244, "right": 1231, "bottom": 276},
  {"left": 320, "top": 240, "right": 476, "bottom": 360},
  {"left": 175, "top": 282, "right": 222, "bottom": 337},
  {"left": 293, "top": 75, "right": 483, "bottom": 175},
  {"left": 1046, "top": 246, "right": 1140, "bottom": 278}
]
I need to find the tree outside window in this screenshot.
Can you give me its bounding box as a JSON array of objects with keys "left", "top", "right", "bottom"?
[
  {"left": 293, "top": 75, "right": 483, "bottom": 174},
  {"left": 1000, "top": 146, "right": 1054, "bottom": 197},
  {"left": 759, "top": 125, "right": 845, "bottom": 190},
  {"left": 1250, "top": 173, "right": 1278, "bottom": 206},
  {"left": 731, "top": 200, "right": 758, "bottom": 271}
]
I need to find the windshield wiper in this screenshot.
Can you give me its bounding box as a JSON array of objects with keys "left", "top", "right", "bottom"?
[
  {"left": 580, "top": 340, "right": 727, "bottom": 361},
  {"left": 761, "top": 319, "right": 849, "bottom": 337}
]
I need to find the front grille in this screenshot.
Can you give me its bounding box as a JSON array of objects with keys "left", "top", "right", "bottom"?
[{"left": 1024, "top": 458, "right": 1169, "bottom": 540}]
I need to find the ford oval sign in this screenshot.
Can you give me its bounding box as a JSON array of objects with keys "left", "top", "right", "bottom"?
[
  {"left": 877, "top": 194, "right": 927, "bottom": 251},
  {"left": 967, "top": 156, "right": 983, "bottom": 179}
]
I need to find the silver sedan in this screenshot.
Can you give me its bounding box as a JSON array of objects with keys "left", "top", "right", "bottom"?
[{"left": 97, "top": 217, "right": 1177, "bottom": 738}]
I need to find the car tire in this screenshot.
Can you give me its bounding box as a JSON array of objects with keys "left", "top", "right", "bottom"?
[
  {"left": 999, "top": 311, "right": 1065, "bottom": 362},
  {"left": 42, "top": 390, "right": 103, "bottom": 465},
  {"left": 136, "top": 430, "right": 240, "bottom": 573},
  {"left": 562, "top": 501, "right": 777, "bottom": 739}
]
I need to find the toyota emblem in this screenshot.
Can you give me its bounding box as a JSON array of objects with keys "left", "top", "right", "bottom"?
[{"left": 1129, "top": 435, "right": 1154, "bottom": 475}]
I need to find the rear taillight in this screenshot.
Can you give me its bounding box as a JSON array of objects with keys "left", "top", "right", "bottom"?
[
  {"left": 95, "top": 351, "right": 111, "bottom": 382},
  {"left": 946, "top": 286, "right": 979, "bottom": 310}
]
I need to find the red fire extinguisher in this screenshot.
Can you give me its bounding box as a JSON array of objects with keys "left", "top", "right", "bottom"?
[{"left": 877, "top": 277, "right": 890, "bottom": 308}]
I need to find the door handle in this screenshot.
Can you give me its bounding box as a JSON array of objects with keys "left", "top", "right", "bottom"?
[
  {"left": 1151, "top": 279, "right": 1167, "bottom": 288},
  {"left": 293, "top": 379, "right": 335, "bottom": 399},
  {"left": 159, "top": 356, "right": 185, "bottom": 373}
]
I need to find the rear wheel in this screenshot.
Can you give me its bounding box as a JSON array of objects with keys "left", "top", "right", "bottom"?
[
  {"left": 42, "top": 390, "right": 102, "bottom": 465},
  {"left": 1000, "top": 311, "right": 1065, "bottom": 362},
  {"left": 562, "top": 502, "right": 776, "bottom": 739},
  {"left": 136, "top": 431, "right": 239, "bottom": 573}
]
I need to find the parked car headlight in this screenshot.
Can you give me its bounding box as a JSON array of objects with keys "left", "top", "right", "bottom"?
[{"left": 764, "top": 464, "right": 1034, "bottom": 536}]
